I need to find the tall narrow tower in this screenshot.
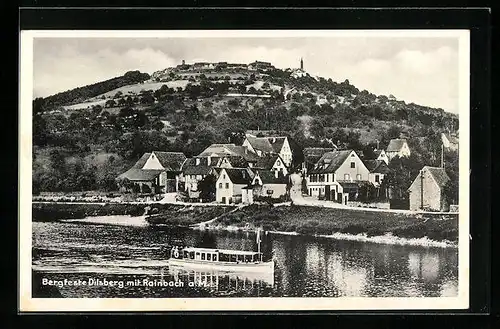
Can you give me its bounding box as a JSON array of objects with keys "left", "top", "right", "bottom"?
[{"left": 300, "top": 57, "right": 303, "bottom": 70}]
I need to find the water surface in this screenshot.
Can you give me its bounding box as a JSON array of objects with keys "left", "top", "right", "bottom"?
[{"left": 32, "top": 219, "right": 458, "bottom": 298}]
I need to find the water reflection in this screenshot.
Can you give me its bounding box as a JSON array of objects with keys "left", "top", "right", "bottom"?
[{"left": 32, "top": 222, "right": 458, "bottom": 298}]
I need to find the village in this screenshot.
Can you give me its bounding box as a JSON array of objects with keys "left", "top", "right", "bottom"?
[
  {"left": 107, "top": 130, "right": 459, "bottom": 213},
  {"left": 32, "top": 58, "right": 460, "bottom": 215}
]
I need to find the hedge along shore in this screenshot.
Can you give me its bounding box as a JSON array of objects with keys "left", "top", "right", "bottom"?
[
  {"left": 209, "top": 204, "right": 459, "bottom": 243},
  {"left": 32, "top": 202, "right": 458, "bottom": 243}
]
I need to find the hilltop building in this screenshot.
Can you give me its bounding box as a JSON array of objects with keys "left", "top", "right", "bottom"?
[
  {"left": 300, "top": 57, "right": 304, "bottom": 70},
  {"left": 408, "top": 166, "right": 450, "bottom": 211}
]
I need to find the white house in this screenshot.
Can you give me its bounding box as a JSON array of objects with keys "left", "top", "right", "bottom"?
[
  {"left": 117, "top": 151, "right": 187, "bottom": 193},
  {"left": 216, "top": 168, "right": 254, "bottom": 204},
  {"left": 386, "top": 138, "right": 411, "bottom": 161},
  {"left": 250, "top": 170, "right": 289, "bottom": 200},
  {"left": 306, "top": 150, "right": 370, "bottom": 201},
  {"left": 408, "top": 166, "right": 450, "bottom": 211}
]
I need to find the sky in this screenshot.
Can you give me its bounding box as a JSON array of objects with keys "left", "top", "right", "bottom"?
[{"left": 32, "top": 34, "right": 462, "bottom": 113}]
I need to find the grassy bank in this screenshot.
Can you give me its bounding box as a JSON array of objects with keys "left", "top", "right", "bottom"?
[
  {"left": 32, "top": 202, "right": 235, "bottom": 226},
  {"left": 213, "top": 204, "right": 459, "bottom": 242}
]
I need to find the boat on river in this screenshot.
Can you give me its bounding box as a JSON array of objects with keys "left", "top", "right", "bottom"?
[{"left": 167, "top": 229, "right": 274, "bottom": 273}]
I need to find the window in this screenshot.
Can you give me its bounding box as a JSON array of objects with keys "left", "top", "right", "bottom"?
[
  {"left": 375, "top": 174, "right": 380, "bottom": 183},
  {"left": 223, "top": 174, "right": 226, "bottom": 179},
  {"left": 351, "top": 162, "right": 355, "bottom": 168},
  {"left": 225, "top": 183, "right": 229, "bottom": 189},
  {"left": 201, "top": 253, "right": 205, "bottom": 260},
  {"left": 326, "top": 175, "right": 329, "bottom": 182},
  {"left": 277, "top": 159, "right": 281, "bottom": 165},
  {"left": 219, "top": 183, "right": 222, "bottom": 188}
]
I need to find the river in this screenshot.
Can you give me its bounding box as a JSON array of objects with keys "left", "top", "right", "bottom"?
[{"left": 32, "top": 217, "right": 458, "bottom": 298}]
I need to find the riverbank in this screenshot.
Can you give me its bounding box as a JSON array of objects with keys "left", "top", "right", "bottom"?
[
  {"left": 208, "top": 204, "right": 458, "bottom": 243},
  {"left": 32, "top": 202, "right": 236, "bottom": 226},
  {"left": 32, "top": 202, "right": 458, "bottom": 243}
]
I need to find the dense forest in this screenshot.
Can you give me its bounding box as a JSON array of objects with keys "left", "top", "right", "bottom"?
[{"left": 32, "top": 65, "right": 459, "bottom": 200}]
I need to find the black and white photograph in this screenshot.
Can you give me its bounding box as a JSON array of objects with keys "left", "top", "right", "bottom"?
[{"left": 19, "top": 29, "right": 470, "bottom": 311}]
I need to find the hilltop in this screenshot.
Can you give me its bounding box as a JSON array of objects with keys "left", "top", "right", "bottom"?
[{"left": 32, "top": 59, "right": 459, "bottom": 193}]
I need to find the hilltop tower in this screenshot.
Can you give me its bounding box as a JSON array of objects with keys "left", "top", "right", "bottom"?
[{"left": 300, "top": 57, "right": 303, "bottom": 70}]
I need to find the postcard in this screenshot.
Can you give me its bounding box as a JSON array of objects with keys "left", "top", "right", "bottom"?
[{"left": 19, "top": 29, "right": 470, "bottom": 311}]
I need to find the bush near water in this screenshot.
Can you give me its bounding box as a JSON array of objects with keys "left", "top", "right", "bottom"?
[{"left": 215, "top": 204, "right": 458, "bottom": 242}]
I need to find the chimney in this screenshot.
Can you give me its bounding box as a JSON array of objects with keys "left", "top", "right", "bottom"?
[
  {"left": 275, "top": 170, "right": 279, "bottom": 178},
  {"left": 207, "top": 156, "right": 211, "bottom": 166}
]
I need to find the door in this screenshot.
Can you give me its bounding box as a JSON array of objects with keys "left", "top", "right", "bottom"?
[
  {"left": 325, "top": 185, "right": 331, "bottom": 200},
  {"left": 344, "top": 195, "right": 348, "bottom": 205},
  {"left": 222, "top": 197, "right": 226, "bottom": 204}
]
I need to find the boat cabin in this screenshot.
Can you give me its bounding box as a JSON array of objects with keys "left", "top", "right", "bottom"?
[{"left": 171, "top": 247, "right": 262, "bottom": 263}]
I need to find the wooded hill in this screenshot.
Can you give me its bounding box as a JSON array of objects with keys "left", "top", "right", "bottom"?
[{"left": 32, "top": 63, "right": 459, "bottom": 195}]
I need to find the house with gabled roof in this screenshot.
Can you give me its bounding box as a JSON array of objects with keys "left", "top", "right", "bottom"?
[
  {"left": 301, "top": 147, "right": 337, "bottom": 175},
  {"left": 216, "top": 168, "right": 254, "bottom": 204},
  {"left": 254, "top": 154, "right": 289, "bottom": 176},
  {"left": 306, "top": 149, "right": 370, "bottom": 202},
  {"left": 242, "top": 170, "right": 289, "bottom": 204},
  {"left": 242, "top": 134, "right": 295, "bottom": 167},
  {"left": 364, "top": 159, "right": 391, "bottom": 187},
  {"left": 386, "top": 138, "right": 411, "bottom": 161},
  {"left": 408, "top": 166, "right": 450, "bottom": 211},
  {"left": 180, "top": 143, "right": 260, "bottom": 193},
  {"left": 441, "top": 133, "right": 459, "bottom": 151},
  {"left": 373, "top": 149, "right": 389, "bottom": 165},
  {"left": 117, "top": 151, "right": 187, "bottom": 193}
]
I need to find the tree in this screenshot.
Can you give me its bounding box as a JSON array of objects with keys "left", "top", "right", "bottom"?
[
  {"left": 443, "top": 149, "right": 459, "bottom": 205},
  {"left": 105, "top": 99, "right": 116, "bottom": 108},
  {"left": 198, "top": 174, "right": 217, "bottom": 201}
]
